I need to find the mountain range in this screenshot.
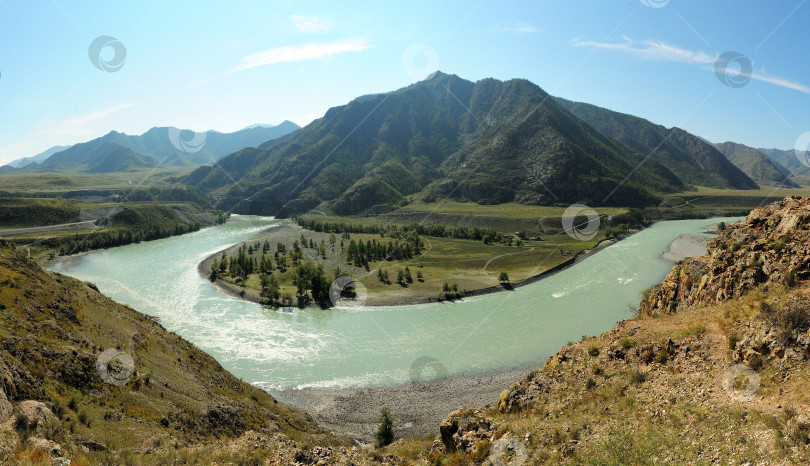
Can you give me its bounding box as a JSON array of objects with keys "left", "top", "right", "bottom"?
[
  {"left": 712, "top": 141, "right": 799, "bottom": 187},
  {"left": 185, "top": 72, "right": 699, "bottom": 216},
  {"left": 3, "top": 73, "right": 804, "bottom": 216},
  {"left": 758, "top": 147, "right": 810, "bottom": 177},
  {"left": 0, "top": 121, "right": 300, "bottom": 174},
  {"left": 553, "top": 97, "right": 759, "bottom": 190},
  {"left": 4, "top": 145, "right": 72, "bottom": 169}
]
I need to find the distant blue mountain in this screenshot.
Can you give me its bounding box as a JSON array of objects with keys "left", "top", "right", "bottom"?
[
  {"left": 0, "top": 121, "right": 300, "bottom": 174},
  {"left": 5, "top": 145, "right": 72, "bottom": 168}
]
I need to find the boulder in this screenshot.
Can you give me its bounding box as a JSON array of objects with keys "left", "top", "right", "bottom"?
[
  {"left": 17, "top": 400, "right": 58, "bottom": 426},
  {"left": 438, "top": 409, "right": 494, "bottom": 454},
  {"left": 26, "top": 437, "right": 61, "bottom": 455}
]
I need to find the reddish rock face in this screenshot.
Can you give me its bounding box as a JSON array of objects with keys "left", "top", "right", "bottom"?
[{"left": 640, "top": 196, "right": 810, "bottom": 317}]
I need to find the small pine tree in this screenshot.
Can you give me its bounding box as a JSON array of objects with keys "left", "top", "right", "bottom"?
[
  {"left": 375, "top": 407, "right": 395, "bottom": 448},
  {"left": 498, "top": 272, "right": 510, "bottom": 283},
  {"left": 416, "top": 270, "right": 423, "bottom": 281}
]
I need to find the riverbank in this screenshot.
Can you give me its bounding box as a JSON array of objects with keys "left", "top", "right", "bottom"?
[
  {"left": 198, "top": 223, "right": 641, "bottom": 308},
  {"left": 661, "top": 233, "right": 711, "bottom": 262},
  {"left": 275, "top": 367, "right": 532, "bottom": 444}
]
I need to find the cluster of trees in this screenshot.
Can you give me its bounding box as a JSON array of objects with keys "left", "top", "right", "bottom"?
[
  {"left": 345, "top": 235, "right": 422, "bottom": 268},
  {"left": 292, "top": 262, "right": 331, "bottom": 303},
  {"left": 298, "top": 233, "right": 330, "bottom": 259},
  {"left": 295, "top": 217, "right": 498, "bottom": 242},
  {"left": 0, "top": 198, "right": 79, "bottom": 228},
  {"left": 212, "top": 237, "right": 334, "bottom": 306},
  {"left": 57, "top": 221, "right": 202, "bottom": 255},
  {"left": 438, "top": 282, "right": 461, "bottom": 301},
  {"left": 484, "top": 234, "right": 524, "bottom": 246},
  {"left": 255, "top": 261, "right": 331, "bottom": 307},
  {"left": 210, "top": 243, "right": 275, "bottom": 282},
  {"left": 259, "top": 273, "right": 294, "bottom": 306},
  {"left": 376, "top": 266, "right": 423, "bottom": 286}
]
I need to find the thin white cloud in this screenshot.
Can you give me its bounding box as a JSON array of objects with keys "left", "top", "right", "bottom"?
[
  {"left": 570, "top": 37, "right": 810, "bottom": 94},
  {"left": 495, "top": 22, "right": 540, "bottom": 34},
  {"left": 570, "top": 37, "right": 713, "bottom": 64},
  {"left": 232, "top": 38, "right": 370, "bottom": 72},
  {"left": 291, "top": 15, "right": 334, "bottom": 34},
  {"left": 749, "top": 73, "right": 810, "bottom": 94}
]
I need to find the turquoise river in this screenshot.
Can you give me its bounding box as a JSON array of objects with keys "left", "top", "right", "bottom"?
[{"left": 50, "top": 215, "right": 742, "bottom": 395}]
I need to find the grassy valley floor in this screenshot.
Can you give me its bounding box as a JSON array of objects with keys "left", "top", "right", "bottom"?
[{"left": 199, "top": 222, "right": 610, "bottom": 307}]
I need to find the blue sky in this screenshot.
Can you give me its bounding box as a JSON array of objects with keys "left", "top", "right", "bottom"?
[{"left": 1, "top": 0, "right": 809, "bottom": 165}]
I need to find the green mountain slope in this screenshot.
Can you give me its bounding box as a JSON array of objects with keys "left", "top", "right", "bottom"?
[
  {"left": 38, "top": 141, "right": 156, "bottom": 174},
  {"left": 185, "top": 73, "right": 685, "bottom": 216},
  {"left": 713, "top": 141, "right": 799, "bottom": 187},
  {"left": 554, "top": 97, "right": 759, "bottom": 190}
]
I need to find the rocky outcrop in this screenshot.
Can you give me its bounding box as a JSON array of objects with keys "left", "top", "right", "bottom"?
[
  {"left": 640, "top": 196, "right": 810, "bottom": 316},
  {"left": 0, "top": 388, "right": 10, "bottom": 423},
  {"left": 438, "top": 409, "right": 496, "bottom": 454}
]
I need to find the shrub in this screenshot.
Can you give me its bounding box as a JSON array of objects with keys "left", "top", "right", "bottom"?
[
  {"left": 630, "top": 370, "right": 647, "bottom": 385},
  {"left": 656, "top": 347, "right": 671, "bottom": 364},
  {"left": 50, "top": 402, "right": 65, "bottom": 420},
  {"left": 586, "top": 378, "right": 596, "bottom": 389},
  {"left": 748, "top": 354, "right": 764, "bottom": 371},
  {"left": 728, "top": 334, "right": 741, "bottom": 350},
  {"left": 784, "top": 269, "right": 799, "bottom": 287},
  {"left": 587, "top": 346, "right": 600, "bottom": 357},
  {"left": 619, "top": 337, "right": 634, "bottom": 349},
  {"left": 14, "top": 413, "right": 33, "bottom": 439},
  {"left": 375, "top": 407, "right": 395, "bottom": 448}
]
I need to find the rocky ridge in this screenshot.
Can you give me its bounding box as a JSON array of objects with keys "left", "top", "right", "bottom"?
[{"left": 640, "top": 196, "right": 810, "bottom": 315}]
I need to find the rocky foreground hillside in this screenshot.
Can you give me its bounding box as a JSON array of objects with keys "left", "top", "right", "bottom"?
[
  {"left": 0, "top": 240, "right": 393, "bottom": 465},
  {"left": 405, "top": 197, "right": 810, "bottom": 464}
]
